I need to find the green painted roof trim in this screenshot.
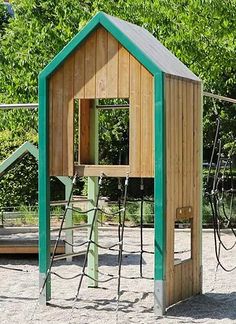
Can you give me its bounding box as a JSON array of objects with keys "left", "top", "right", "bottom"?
[
  {"left": 39, "top": 11, "right": 161, "bottom": 81},
  {"left": 0, "top": 141, "right": 71, "bottom": 187},
  {"left": 0, "top": 141, "right": 38, "bottom": 178}
]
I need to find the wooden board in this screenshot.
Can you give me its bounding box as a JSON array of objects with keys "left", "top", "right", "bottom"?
[
  {"left": 63, "top": 54, "right": 74, "bottom": 176},
  {"left": 0, "top": 240, "right": 65, "bottom": 254},
  {"left": 129, "top": 55, "right": 141, "bottom": 177},
  {"left": 96, "top": 27, "right": 108, "bottom": 98},
  {"left": 177, "top": 79, "right": 183, "bottom": 208},
  {"left": 51, "top": 68, "right": 64, "bottom": 176},
  {"left": 107, "top": 33, "right": 118, "bottom": 97},
  {"left": 118, "top": 44, "right": 130, "bottom": 98},
  {"left": 182, "top": 79, "right": 187, "bottom": 206},
  {"left": 85, "top": 32, "right": 96, "bottom": 98},
  {"left": 186, "top": 81, "right": 194, "bottom": 205},
  {"left": 181, "top": 259, "right": 193, "bottom": 300},
  {"left": 74, "top": 45, "right": 85, "bottom": 98},
  {"left": 74, "top": 164, "right": 130, "bottom": 177},
  {"left": 192, "top": 82, "right": 202, "bottom": 295},
  {"left": 173, "top": 263, "right": 182, "bottom": 303},
  {"left": 140, "top": 66, "right": 154, "bottom": 177},
  {"left": 79, "top": 99, "right": 91, "bottom": 164}
]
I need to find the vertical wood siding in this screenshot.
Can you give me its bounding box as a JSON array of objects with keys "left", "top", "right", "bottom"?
[
  {"left": 49, "top": 27, "right": 154, "bottom": 177},
  {"left": 165, "top": 74, "right": 201, "bottom": 307}
]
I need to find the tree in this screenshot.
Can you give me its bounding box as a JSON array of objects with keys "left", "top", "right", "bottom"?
[
  {"left": 0, "top": 0, "right": 235, "bottom": 206},
  {"left": 0, "top": 2, "right": 10, "bottom": 36}
]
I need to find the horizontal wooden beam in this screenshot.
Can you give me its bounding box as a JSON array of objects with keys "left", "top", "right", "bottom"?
[
  {"left": 74, "top": 164, "right": 130, "bottom": 177},
  {"left": 0, "top": 245, "right": 65, "bottom": 254}
]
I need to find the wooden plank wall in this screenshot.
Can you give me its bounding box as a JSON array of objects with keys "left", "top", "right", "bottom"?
[
  {"left": 49, "top": 60, "right": 74, "bottom": 176},
  {"left": 165, "top": 74, "right": 201, "bottom": 307},
  {"left": 49, "top": 26, "right": 154, "bottom": 177}
]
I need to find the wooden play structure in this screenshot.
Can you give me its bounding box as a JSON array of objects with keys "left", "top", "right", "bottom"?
[
  {"left": 0, "top": 141, "right": 70, "bottom": 255},
  {"left": 38, "top": 12, "right": 202, "bottom": 314}
]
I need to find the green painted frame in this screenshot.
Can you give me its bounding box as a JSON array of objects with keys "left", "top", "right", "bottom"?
[
  {"left": 0, "top": 141, "right": 71, "bottom": 188},
  {"left": 38, "top": 11, "right": 166, "bottom": 309}
]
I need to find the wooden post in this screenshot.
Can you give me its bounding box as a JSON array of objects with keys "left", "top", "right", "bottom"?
[{"left": 87, "top": 99, "right": 99, "bottom": 287}]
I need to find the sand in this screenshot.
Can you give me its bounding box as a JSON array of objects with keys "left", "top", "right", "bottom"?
[{"left": 0, "top": 228, "right": 236, "bottom": 324}]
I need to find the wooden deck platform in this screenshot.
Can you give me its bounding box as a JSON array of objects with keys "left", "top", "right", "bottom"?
[
  {"left": 0, "top": 239, "right": 65, "bottom": 254},
  {"left": 0, "top": 229, "right": 65, "bottom": 254}
]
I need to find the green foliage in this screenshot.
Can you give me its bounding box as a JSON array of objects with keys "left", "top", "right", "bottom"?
[
  {"left": 202, "top": 196, "right": 213, "bottom": 224},
  {"left": 0, "top": 0, "right": 92, "bottom": 103},
  {"left": 0, "top": 0, "right": 235, "bottom": 207},
  {"left": 126, "top": 201, "right": 140, "bottom": 223},
  {"left": 0, "top": 154, "right": 38, "bottom": 208},
  {"left": 99, "top": 108, "right": 129, "bottom": 165},
  {"left": 0, "top": 3, "right": 9, "bottom": 36},
  {"left": 18, "top": 204, "right": 38, "bottom": 225},
  {"left": 72, "top": 207, "right": 87, "bottom": 224},
  {"left": 143, "top": 200, "right": 154, "bottom": 224},
  {"left": 0, "top": 108, "right": 38, "bottom": 208}
]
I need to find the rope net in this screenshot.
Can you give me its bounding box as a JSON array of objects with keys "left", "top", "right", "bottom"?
[{"left": 205, "top": 102, "right": 236, "bottom": 272}]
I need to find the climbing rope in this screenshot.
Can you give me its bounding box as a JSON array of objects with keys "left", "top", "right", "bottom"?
[
  {"left": 116, "top": 173, "right": 129, "bottom": 323},
  {"left": 67, "top": 173, "right": 130, "bottom": 324},
  {"left": 39, "top": 172, "right": 78, "bottom": 296},
  {"left": 205, "top": 102, "right": 236, "bottom": 272},
  {"left": 68, "top": 174, "right": 104, "bottom": 323}
]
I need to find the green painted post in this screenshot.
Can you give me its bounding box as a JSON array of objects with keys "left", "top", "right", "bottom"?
[
  {"left": 87, "top": 177, "right": 99, "bottom": 287},
  {"left": 57, "top": 176, "right": 74, "bottom": 261},
  {"left": 65, "top": 178, "right": 73, "bottom": 261},
  {"left": 38, "top": 76, "right": 51, "bottom": 303},
  {"left": 88, "top": 100, "right": 99, "bottom": 287},
  {"left": 154, "top": 72, "right": 166, "bottom": 315}
]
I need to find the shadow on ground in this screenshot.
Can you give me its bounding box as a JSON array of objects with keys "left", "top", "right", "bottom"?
[{"left": 166, "top": 292, "right": 236, "bottom": 321}]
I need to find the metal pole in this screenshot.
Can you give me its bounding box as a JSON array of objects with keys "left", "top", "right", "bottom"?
[
  {"left": 96, "top": 104, "right": 129, "bottom": 110},
  {"left": 203, "top": 92, "right": 236, "bottom": 104},
  {"left": 0, "top": 103, "right": 38, "bottom": 109}
]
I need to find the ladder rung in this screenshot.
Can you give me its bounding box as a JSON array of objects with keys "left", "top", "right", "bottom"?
[
  {"left": 50, "top": 199, "right": 92, "bottom": 206},
  {"left": 50, "top": 224, "right": 91, "bottom": 232},
  {"left": 53, "top": 250, "right": 86, "bottom": 261}
]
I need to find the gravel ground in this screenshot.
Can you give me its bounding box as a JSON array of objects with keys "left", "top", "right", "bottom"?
[{"left": 0, "top": 228, "right": 236, "bottom": 324}]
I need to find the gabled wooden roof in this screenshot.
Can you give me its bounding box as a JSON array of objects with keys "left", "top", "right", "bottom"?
[
  {"left": 104, "top": 13, "right": 199, "bottom": 81},
  {"left": 39, "top": 12, "right": 200, "bottom": 82}
]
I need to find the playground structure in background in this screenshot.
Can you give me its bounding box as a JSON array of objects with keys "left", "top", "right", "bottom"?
[
  {"left": 38, "top": 12, "right": 202, "bottom": 315},
  {"left": 0, "top": 141, "right": 72, "bottom": 255}
]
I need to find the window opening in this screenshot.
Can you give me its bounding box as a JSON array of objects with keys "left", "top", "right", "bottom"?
[{"left": 97, "top": 98, "right": 129, "bottom": 166}]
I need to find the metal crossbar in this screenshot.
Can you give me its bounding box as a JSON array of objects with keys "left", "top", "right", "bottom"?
[
  {"left": 96, "top": 104, "right": 129, "bottom": 109},
  {"left": 50, "top": 224, "right": 91, "bottom": 232},
  {"left": 0, "top": 103, "right": 38, "bottom": 109}
]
